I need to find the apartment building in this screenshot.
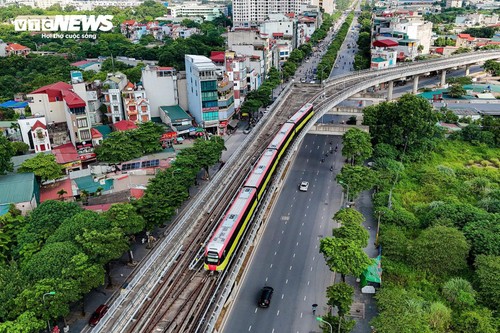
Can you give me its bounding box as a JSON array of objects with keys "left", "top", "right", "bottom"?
[
  {"left": 102, "top": 73, "right": 128, "bottom": 124},
  {"left": 228, "top": 29, "right": 273, "bottom": 78},
  {"left": 122, "top": 82, "right": 151, "bottom": 123},
  {"left": 141, "top": 66, "right": 179, "bottom": 119},
  {"left": 167, "top": 1, "right": 227, "bottom": 21},
  {"left": 185, "top": 55, "right": 221, "bottom": 133},
  {"left": 232, "top": 0, "right": 309, "bottom": 27}
]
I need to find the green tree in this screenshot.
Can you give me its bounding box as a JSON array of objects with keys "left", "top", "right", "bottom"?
[
  {"left": 411, "top": 226, "right": 470, "bottom": 276},
  {"left": 454, "top": 307, "right": 498, "bottom": 333},
  {"left": 427, "top": 302, "right": 452, "bottom": 333},
  {"left": 21, "top": 241, "right": 80, "bottom": 282},
  {"left": 336, "top": 165, "right": 377, "bottom": 202},
  {"left": 320, "top": 237, "right": 373, "bottom": 282},
  {"left": 447, "top": 84, "right": 467, "bottom": 98},
  {"left": 0, "top": 135, "right": 15, "bottom": 174},
  {"left": 0, "top": 262, "right": 26, "bottom": 321},
  {"left": 442, "top": 277, "right": 476, "bottom": 309},
  {"left": 332, "top": 219, "right": 369, "bottom": 248},
  {"left": 378, "top": 224, "right": 409, "bottom": 262},
  {"left": 326, "top": 282, "right": 354, "bottom": 333},
  {"left": 362, "top": 94, "right": 438, "bottom": 157},
  {"left": 103, "top": 203, "right": 145, "bottom": 263},
  {"left": 482, "top": 59, "right": 500, "bottom": 76},
  {"left": 15, "top": 201, "right": 82, "bottom": 262},
  {"left": 463, "top": 218, "right": 500, "bottom": 257},
  {"left": 18, "top": 153, "right": 63, "bottom": 182},
  {"left": 333, "top": 208, "right": 365, "bottom": 225},
  {"left": 474, "top": 255, "right": 500, "bottom": 311},
  {"left": 342, "top": 128, "right": 372, "bottom": 165},
  {"left": 372, "top": 286, "right": 432, "bottom": 333},
  {"left": 10, "top": 141, "right": 29, "bottom": 156}
]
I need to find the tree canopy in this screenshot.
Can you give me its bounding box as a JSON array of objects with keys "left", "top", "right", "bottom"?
[
  {"left": 341, "top": 128, "right": 372, "bottom": 165},
  {"left": 0, "top": 135, "right": 15, "bottom": 174},
  {"left": 362, "top": 94, "right": 439, "bottom": 159},
  {"left": 18, "top": 153, "right": 63, "bottom": 182}
]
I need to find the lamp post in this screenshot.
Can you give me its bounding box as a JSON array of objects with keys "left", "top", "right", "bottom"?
[
  {"left": 338, "top": 180, "right": 350, "bottom": 207},
  {"left": 43, "top": 291, "right": 56, "bottom": 333},
  {"left": 316, "top": 316, "right": 333, "bottom": 333}
]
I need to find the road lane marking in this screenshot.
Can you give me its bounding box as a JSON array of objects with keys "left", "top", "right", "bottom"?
[
  {"left": 313, "top": 256, "right": 315, "bottom": 261},
  {"left": 277, "top": 310, "right": 280, "bottom": 316},
  {"left": 289, "top": 266, "right": 292, "bottom": 270},
  {"left": 308, "top": 281, "right": 310, "bottom": 286},
  {"left": 304, "top": 295, "right": 307, "bottom": 301},
  {"left": 293, "top": 253, "right": 296, "bottom": 258},
  {"left": 274, "top": 251, "right": 277, "bottom": 256},
  {"left": 299, "top": 232, "right": 302, "bottom": 236},
  {"left": 270, "top": 264, "right": 273, "bottom": 268},
  {"left": 311, "top": 266, "right": 313, "bottom": 271},
  {"left": 282, "top": 294, "right": 284, "bottom": 299},
  {"left": 255, "top": 308, "right": 258, "bottom": 313},
  {"left": 296, "top": 242, "right": 299, "bottom": 246},
  {"left": 286, "top": 279, "right": 288, "bottom": 284},
  {"left": 248, "top": 326, "right": 252, "bottom": 331},
  {"left": 278, "top": 241, "right": 280, "bottom": 245}
]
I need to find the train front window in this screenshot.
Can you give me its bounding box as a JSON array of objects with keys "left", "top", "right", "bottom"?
[{"left": 206, "top": 251, "right": 219, "bottom": 264}]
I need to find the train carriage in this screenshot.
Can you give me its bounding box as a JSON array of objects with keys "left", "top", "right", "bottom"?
[
  {"left": 203, "top": 103, "right": 314, "bottom": 272},
  {"left": 244, "top": 149, "right": 279, "bottom": 200},
  {"left": 287, "top": 103, "right": 314, "bottom": 133},
  {"left": 204, "top": 187, "right": 258, "bottom": 271}
]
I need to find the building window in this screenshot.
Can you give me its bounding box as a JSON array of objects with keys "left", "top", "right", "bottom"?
[
  {"left": 80, "top": 129, "right": 91, "bottom": 140},
  {"left": 77, "top": 118, "right": 88, "bottom": 128},
  {"left": 112, "top": 95, "right": 117, "bottom": 101},
  {"left": 113, "top": 105, "right": 119, "bottom": 112},
  {"left": 202, "top": 111, "right": 218, "bottom": 121}
]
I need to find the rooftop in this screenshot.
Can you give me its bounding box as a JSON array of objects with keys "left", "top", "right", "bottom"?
[
  {"left": 0, "top": 172, "right": 38, "bottom": 204},
  {"left": 114, "top": 120, "right": 138, "bottom": 131},
  {"left": 160, "top": 105, "right": 192, "bottom": 123},
  {"left": 52, "top": 143, "right": 79, "bottom": 164}
]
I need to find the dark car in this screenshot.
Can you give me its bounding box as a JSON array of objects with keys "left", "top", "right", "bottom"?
[
  {"left": 258, "top": 286, "right": 274, "bottom": 308},
  {"left": 89, "top": 304, "right": 109, "bottom": 327}
]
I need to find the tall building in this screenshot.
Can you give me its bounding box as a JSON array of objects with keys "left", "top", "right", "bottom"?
[
  {"left": 141, "top": 66, "right": 179, "bottom": 119},
  {"left": 102, "top": 73, "right": 128, "bottom": 124},
  {"left": 122, "top": 82, "right": 151, "bottom": 123},
  {"left": 233, "top": 0, "right": 309, "bottom": 27},
  {"left": 185, "top": 55, "right": 220, "bottom": 133}
]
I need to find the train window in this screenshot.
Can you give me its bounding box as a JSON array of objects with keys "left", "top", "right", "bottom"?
[{"left": 206, "top": 252, "right": 219, "bottom": 263}]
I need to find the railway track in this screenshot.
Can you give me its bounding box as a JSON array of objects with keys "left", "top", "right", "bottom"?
[
  {"left": 97, "top": 85, "right": 320, "bottom": 333},
  {"left": 90, "top": 51, "right": 500, "bottom": 333}
]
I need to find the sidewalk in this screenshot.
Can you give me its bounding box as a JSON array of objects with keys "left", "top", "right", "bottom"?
[{"left": 341, "top": 190, "right": 378, "bottom": 333}]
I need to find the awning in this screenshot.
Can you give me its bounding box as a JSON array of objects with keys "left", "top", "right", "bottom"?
[
  {"left": 228, "top": 119, "right": 239, "bottom": 128},
  {"left": 241, "top": 112, "right": 249, "bottom": 117}
]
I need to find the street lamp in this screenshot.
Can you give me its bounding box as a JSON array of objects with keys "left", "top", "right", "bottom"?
[
  {"left": 338, "top": 180, "right": 350, "bottom": 207},
  {"left": 316, "top": 316, "right": 333, "bottom": 333},
  {"left": 43, "top": 291, "right": 56, "bottom": 333}
]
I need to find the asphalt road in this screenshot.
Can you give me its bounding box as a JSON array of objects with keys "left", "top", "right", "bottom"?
[{"left": 223, "top": 134, "right": 345, "bottom": 333}]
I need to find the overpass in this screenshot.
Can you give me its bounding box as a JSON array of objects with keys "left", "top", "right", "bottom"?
[{"left": 290, "top": 50, "right": 500, "bottom": 137}]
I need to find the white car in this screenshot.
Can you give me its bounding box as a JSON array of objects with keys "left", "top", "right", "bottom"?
[{"left": 299, "top": 181, "right": 309, "bottom": 192}]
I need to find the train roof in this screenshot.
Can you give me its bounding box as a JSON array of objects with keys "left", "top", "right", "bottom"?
[
  {"left": 268, "top": 122, "right": 295, "bottom": 150},
  {"left": 287, "top": 103, "right": 313, "bottom": 124},
  {"left": 206, "top": 187, "right": 256, "bottom": 255},
  {"left": 244, "top": 149, "right": 277, "bottom": 189}
]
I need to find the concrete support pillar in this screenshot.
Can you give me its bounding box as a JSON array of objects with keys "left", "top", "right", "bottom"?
[
  {"left": 412, "top": 75, "right": 419, "bottom": 94},
  {"left": 440, "top": 70, "right": 446, "bottom": 87},
  {"left": 465, "top": 65, "right": 470, "bottom": 76},
  {"left": 387, "top": 80, "right": 394, "bottom": 101}
]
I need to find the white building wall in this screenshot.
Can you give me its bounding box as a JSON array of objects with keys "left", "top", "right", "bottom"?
[
  {"left": 27, "top": 94, "right": 66, "bottom": 124},
  {"left": 141, "top": 66, "right": 179, "bottom": 118}
]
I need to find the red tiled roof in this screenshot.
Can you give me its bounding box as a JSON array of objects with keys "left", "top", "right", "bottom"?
[
  {"left": 157, "top": 66, "right": 174, "bottom": 70},
  {"left": 71, "top": 60, "right": 90, "bottom": 67},
  {"left": 286, "top": 13, "right": 295, "bottom": 18},
  {"left": 114, "top": 120, "right": 138, "bottom": 131},
  {"left": 7, "top": 43, "right": 30, "bottom": 51},
  {"left": 130, "top": 188, "right": 144, "bottom": 199},
  {"left": 62, "top": 90, "right": 86, "bottom": 108},
  {"left": 30, "top": 82, "right": 85, "bottom": 108},
  {"left": 52, "top": 143, "right": 79, "bottom": 164},
  {"left": 31, "top": 120, "right": 46, "bottom": 130},
  {"left": 373, "top": 39, "right": 399, "bottom": 47},
  {"left": 123, "top": 20, "right": 136, "bottom": 26},
  {"left": 40, "top": 179, "right": 73, "bottom": 202},
  {"left": 210, "top": 51, "right": 225, "bottom": 62},
  {"left": 458, "top": 33, "right": 475, "bottom": 41},
  {"left": 91, "top": 128, "right": 102, "bottom": 139},
  {"left": 273, "top": 32, "right": 284, "bottom": 37},
  {"left": 125, "top": 81, "right": 134, "bottom": 89}
]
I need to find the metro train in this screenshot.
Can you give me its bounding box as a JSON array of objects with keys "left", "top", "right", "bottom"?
[{"left": 204, "top": 103, "right": 314, "bottom": 271}]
